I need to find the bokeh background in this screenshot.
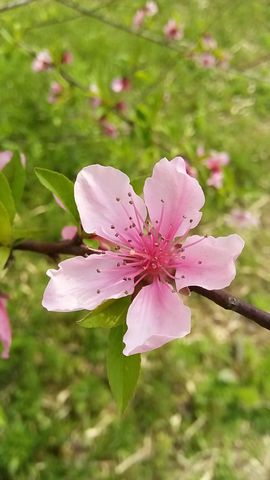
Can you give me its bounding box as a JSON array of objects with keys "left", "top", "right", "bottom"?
[{"left": 1, "top": 0, "right": 270, "bottom": 478}]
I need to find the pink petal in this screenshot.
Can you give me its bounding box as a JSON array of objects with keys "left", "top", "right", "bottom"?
[
  {"left": 175, "top": 234, "right": 245, "bottom": 291},
  {"left": 0, "top": 151, "right": 13, "bottom": 170},
  {"left": 61, "top": 225, "right": 77, "bottom": 240},
  {"left": 74, "top": 165, "right": 147, "bottom": 245},
  {"left": 42, "top": 254, "right": 134, "bottom": 312},
  {"left": 0, "top": 297, "right": 12, "bottom": 359},
  {"left": 123, "top": 280, "right": 191, "bottom": 355},
  {"left": 144, "top": 157, "right": 205, "bottom": 239}
]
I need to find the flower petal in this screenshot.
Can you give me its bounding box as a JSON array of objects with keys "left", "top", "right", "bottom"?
[
  {"left": 144, "top": 157, "right": 205, "bottom": 239},
  {"left": 42, "top": 254, "right": 134, "bottom": 312},
  {"left": 123, "top": 280, "right": 191, "bottom": 355},
  {"left": 175, "top": 234, "right": 245, "bottom": 290},
  {"left": 0, "top": 298, "right": 12, "bottom": 359},
  {"left": 74, "top": 165, "right": 147, "bottom": 246}
]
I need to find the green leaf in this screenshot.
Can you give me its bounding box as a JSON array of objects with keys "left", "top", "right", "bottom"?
[
  {"left": 107, "top": 325, "right": 141, "bottom": 414},
  {"left": 78, "top": 297, "right": 130, "bottom": 329},
  {"left": 2, "top": 152, "right": 26, "bottom": 207},
  {"left": 0, "top": 171, "right": 16, "bottom": 222},
  {"left": 0, "top": 246, "right": 10, "bottom": 270},
  {"left": 35, "top": 168, "right": 79, "bottom": 222},
  {"left": 0, "top": 201, "right": 12, "bottom": 246}
]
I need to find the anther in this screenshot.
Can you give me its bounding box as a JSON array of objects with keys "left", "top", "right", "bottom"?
[
  {"left": 181, "top": 256, "right": 186, "bottom": 260},
  {"left": 110, "top": 225, "right": 115, "bottom": 229},
  {"left": 96, "top": 269, "right": 101, "bottom": 273},
  {"left": 128, "top": 192, "right": 132, "bottom": 197},
  {"left": 97, "top": 289, "right": 101, "bottom": 294},
  {"left": 189, "top": 219, "right": 193, "bottom": 223},
  {"left": 116, "top": 197, "right": 120, "bottom": 202},
  {"left": 129, "top": 200, "right": 133, "bottom": 205},
  {"left": 181, "top": 275, "right": 185, "bottom": 279},
  {"left": 124, "top": 290, "right": 129, "bottom": 295},
  {"left": 123, "top": 277, "right": 127, "bottom": 281},
  {"left": 198, "top": 260, "right": 202, "bottom": 264},
  {"left": 115, "top": 233, "right": 119, "bottom": 237},
  {"left": 129, "top": 216, "right": 132, "bottom": 220},
  {"left": 161, "top": 198, "right": 164, "bottom": 203},
  {"left": 117, "top": 262, "right": 120, "bottom": 267},
  {"left": 128, "top": 239, "right": 132, "bottom": 243}
]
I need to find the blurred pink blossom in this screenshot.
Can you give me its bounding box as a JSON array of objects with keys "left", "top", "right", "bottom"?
[
  {"left": 201, "top": 33, "right": 217, "bottom": 50},
  {"left": 0, "top": 151, "right": 26, "bottom": 169},
  {"left": 207, "top": 171, "right": 224, "bottom": 189},
  {"left": 0, "top": 151, "right": 13, "bottom": 170},
  {"left": 32, "top": 50, "right": 53, "bottom": 72},
  {"left": 100, "top": 118, "right": 118, "bottom": 138},
  {"left": 132, "top": 1, "right": 158, "bottom": 30},
  {"left": 115, "top": 101, "right": 128, "bottom": 113},
  {"left": 61, "top": 50, "right": 73, "bottom": 65},
  {"left": 196, "top": 145, "right": 205, "bottom": 158},
  {"left": 185, "top": 160, "right": 197, "bottom": 178},
  {"left": 164, "top": 20, "right": 183, "bottom": 41},
  {"left": 204, "top": 151, "right": 230, "bottom": 172},
  {"left": 0, "top": 296, "right": 12, "bottom": 359},
  {"left": 47, "top": 82, "right": 63, "bottom": 104},
  {"left": 89, "top": 83, "right": 102, "bottom": 108},
  {"left": 196, "top": 52, "right": 216, "bottom": 68},
  {"left": 61, "top": 225, "right": 78, "bottom": 240},
  {"left": 111, "top": 77, "right": 131, "bottom": 93},
  {"left": 43, "top": 157, "right": 244, "bottom": 355},
  {"left": 226, "top": 209, "right": 259, "bottom": 228}
]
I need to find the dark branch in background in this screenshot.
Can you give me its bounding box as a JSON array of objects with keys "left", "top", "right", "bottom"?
[
  {"left": 13, "top": 238, "right": 270, "bottom": 332},
  {"left": 0, "top": 0, "right": 38, "bottom": 13}
]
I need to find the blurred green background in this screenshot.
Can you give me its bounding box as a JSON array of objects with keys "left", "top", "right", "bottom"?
[{"left": 0, "top": 0, "right": 270, "bottom": 478}]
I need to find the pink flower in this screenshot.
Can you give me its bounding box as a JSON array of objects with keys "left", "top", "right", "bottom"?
[
  {"left": 61, "top": 225, "right": 78, "bottom": 240},
  {"left": 99, "top": 118, "right": 118, "bottom": 138},
  {"left": 196, "top": 52, "right": 216, "bottom": 68},
  {"left": 201, "top": 34, "right": 217, "bottom": 50},
  {"left": 61, "top": 50, "right": 73, "bottom": 65},
  {"left": 164, "top": 20, "right": 183, "bottom": 41},
  {"left": 47, "top": 82, "right": 63, "bottom": 104},
  {"left": 111, "top": 77, "right": 131, "bottom": 93},
  {"left": 196, "top": 145, "right": 205, "bottom": 158},
  {"left": 132, "top": 1, "right": 158, "bottom": 30},
  {"left": 207, "top": 171, "right": 224, "bottom": 189},
  {"left": 226, "top": 209, "right": 259, "bottom": 228},
  {"left": 0, "top": 151, "right": 26, "bottom": 169},
  {"left": 32, "top": 50, "right": 53, "bottom": 72},
  {"left": 0, "top": 296, "right": 12, "bottom": 359},
  {"left": 0, "top": 151, "right": 13, "bottom": 170},
  {"left": 204, "top": 151, "right": 230, "bottom": 172},
  {"left": 145, "top": 1, "right": 158, "bottom": 16},
  {"left": 43, "top": 158, "right": 244, "bottom": 355},
  {"left": 185, "top": 160, "right": 197, "bottom": 178}
]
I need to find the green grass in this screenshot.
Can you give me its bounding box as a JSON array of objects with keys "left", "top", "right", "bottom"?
[{"left": 0, "top": 1, "right": 270, "bottom": 478}]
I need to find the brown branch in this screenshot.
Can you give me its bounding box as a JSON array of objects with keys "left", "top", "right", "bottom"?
[{"left": 12, "top": 238, "right": 270, "bottom": 332}]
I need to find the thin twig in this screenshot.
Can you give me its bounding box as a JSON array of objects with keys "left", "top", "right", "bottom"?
[
  {"left": 0, "top": 0, "right": 38, "bottom": 13},
  {"left": 13, "top": 239, "right": 270, "bottom": 332}
]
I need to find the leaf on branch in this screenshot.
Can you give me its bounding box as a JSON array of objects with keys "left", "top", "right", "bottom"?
[
  {"left": 2, "top": 152, "right": 26, "bottom": 208},
  {"left": 35, "top": 167, "right": 79, "bottom": 223},
  {"left": 0, "top": 246, "right": 10, "bottom": 271},
  {"left": 78, "top": 296, "right": 130, "bottom": 329},
  {"left": 0, "top": 201, "right": 12, "bottom": 246},
  {"left": 107, "top": 324, "right": 141, "bottom": 414},
  {"left": 0, "top": 172, "right": 16, "bottom": 222}
]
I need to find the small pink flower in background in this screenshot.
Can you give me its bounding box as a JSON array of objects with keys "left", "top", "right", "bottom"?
[
  {"left": 32, "top": 50, "right": 53, "bottom": 72},
  {"left": 196, "top": 145, "right": 205, "bottom": 158},
  {"left": 185, "top": 160, "right": 197, "bottom": 178},
  {"left": 61, "top": 225, "right": 78, "bottom": 240},
  {"left": 164, "top": 20, "right": 183, "bottom": 41},
  {"left": 99, "top": 118, "right": 118, "bottom": 138},
  {"left": 204, "top": 151, "right": 230, "bottom": 172},
  {"left": 0, "top": 296, "right": 12, "bottom": 359},
  {"left": 132, "top": 1, "right": 158, "bottom": 30},
  {"left": 196, "top": 52, "right": 216, "bottom": 68},
  {"left": 201, "top": 33, "right": 217, "bottom": 50},
  {"left": 207, "top": 171, "right": 224, "bottom": 189},
  {"left": 226, "top": 209, "right": 260, "bottom": 228},
  {"left": 145, "top": 1, "right": 158, "bottom": 16},
  {"left": 89, "top": 83, "right": 102, "bottom": 109},
  {"left": 115, "top": 101, "right": 128, "bottom": 113},
  {"left": 0, "top": 151, "right": 13, "bottom": 170},
  {"left": 61, "top": 50, "right": 73, "bottom": 65},
  {"left": 47, "top": 82, "right": 63, "bottom": 104},
  {"left": 0, "top": 151, "right": 26, "bottom": 169},
  {"left": 43, "top": 157, "right": 244, "bottom": 355},
  {"left": 111, "top": 77, "right": 131, "bottom": 93}
]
